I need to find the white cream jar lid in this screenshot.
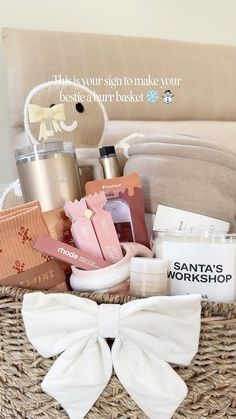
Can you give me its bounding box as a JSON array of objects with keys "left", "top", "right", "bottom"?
[{"left": 130, "top": 257, "right": 168, "bottom": 275}]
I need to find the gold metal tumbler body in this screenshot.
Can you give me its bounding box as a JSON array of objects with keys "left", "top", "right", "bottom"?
[{"left": 15, "top": 141, "right": 81, "bottom": 212}]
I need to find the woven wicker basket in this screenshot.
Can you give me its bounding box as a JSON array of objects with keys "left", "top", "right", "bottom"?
[{"left": 0, "top": 285, "right": 236, "bottom": 419}]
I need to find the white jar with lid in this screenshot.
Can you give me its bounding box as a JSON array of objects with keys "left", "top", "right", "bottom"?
[
  {"left": 154, "top": 232, "right": 236, "bottom": 303},
  {"left": 130, "top": 257, "right": 168, "bottom": 297}
]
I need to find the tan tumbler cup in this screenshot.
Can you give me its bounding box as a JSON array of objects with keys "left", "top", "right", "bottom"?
[{"left": 15, "top": 141, "right": 81, "bottom": 212}]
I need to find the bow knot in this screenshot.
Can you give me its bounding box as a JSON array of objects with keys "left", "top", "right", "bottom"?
[
  {"left": 43, "top": 107, "right": 55, "bottom": 120},
  {"left": 28, "top": 104, "right": 66, "bottom": 141},
  {"left": 22, "top": 293, "right": 201, "bottom": 419},
  {"left": 98, "top": 304, "right": 120, "bottom": 338}
]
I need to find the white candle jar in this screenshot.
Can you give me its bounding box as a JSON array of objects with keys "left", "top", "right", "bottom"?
[{"left": 153, "top": 231, "right": 236, "bottom": 303}]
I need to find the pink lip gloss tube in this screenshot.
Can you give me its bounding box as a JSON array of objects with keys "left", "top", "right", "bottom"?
[
  {"left": 86, "top": 192, "right": 123, "bottom": 264},
  {"left": 64, "top": 199, "right": 103, "bottom": 259}
]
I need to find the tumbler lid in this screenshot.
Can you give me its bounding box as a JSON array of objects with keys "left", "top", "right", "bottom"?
[{"left": 15, "top": 141, "right": 75, "bottom": 164}]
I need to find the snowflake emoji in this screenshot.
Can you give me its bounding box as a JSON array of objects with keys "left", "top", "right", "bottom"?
[{"left": 146, "top": 90, "right": 159, "bottom": 103}]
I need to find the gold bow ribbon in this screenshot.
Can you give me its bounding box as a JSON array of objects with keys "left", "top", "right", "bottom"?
[{"left": 28, "top": 104, "right": 66, "bottom": 142}]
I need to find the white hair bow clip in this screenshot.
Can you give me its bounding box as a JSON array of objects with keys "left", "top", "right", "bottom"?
[{"left": 22, "top": 293, "right": 201, "bottom": 419}]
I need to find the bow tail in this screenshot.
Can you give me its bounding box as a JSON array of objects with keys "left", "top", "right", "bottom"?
[
  {"left": 112, "top": 339, "right": 187, "bottom": 419},
  {"left": 42, "top": 337, "right": 112, "bottom": 419},
  {"left": 39, "top": 120, "right": 48, "bottom": 141},
  {"left": 52, "top": 120, "right": 62, "bottom": 133}
]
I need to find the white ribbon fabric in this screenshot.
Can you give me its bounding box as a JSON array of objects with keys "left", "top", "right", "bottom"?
[{"left": 22, "top": 293, "right": 201, "bottom": 419}]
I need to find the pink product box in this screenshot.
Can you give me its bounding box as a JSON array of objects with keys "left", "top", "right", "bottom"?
[{"left": 34, "top": 235, "right": 110, "bottom": 270}]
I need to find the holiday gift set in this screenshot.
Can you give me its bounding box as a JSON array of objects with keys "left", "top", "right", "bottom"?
[{"left": 0, "top": 80, "right": 236, "bottom": 419}]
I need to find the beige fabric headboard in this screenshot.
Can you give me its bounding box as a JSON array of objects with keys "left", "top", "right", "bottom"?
[{"left": 2, "top": 27, "right": 236, "bottom": 149}]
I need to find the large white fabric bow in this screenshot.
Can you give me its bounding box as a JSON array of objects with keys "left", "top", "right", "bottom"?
[
  {"left": 28, "top": 104, "right": 66, "bottom": 141},
  {"left": 22, "top": 293, "right": 201, "bottom": 419}
]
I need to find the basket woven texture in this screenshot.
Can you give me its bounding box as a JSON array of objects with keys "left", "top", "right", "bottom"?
[{"left": 0, "top": 285, "right": 236, "bottom": 419}]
